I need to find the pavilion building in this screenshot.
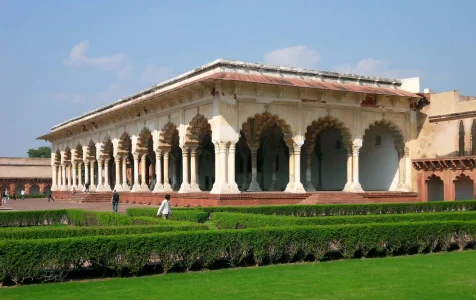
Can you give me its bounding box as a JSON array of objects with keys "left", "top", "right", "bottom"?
[
  {"left": 0, "top": 157, "right": 52, "bottom": 196},
  {"left": 38, "top": 59, "right": 426, "bottom": 205}
]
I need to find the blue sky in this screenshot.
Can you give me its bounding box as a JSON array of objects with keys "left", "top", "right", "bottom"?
[{"left": 1, "top": 0, "right": 475, "bottom": 157}]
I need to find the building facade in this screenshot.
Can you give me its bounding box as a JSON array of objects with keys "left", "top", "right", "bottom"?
[
  {"left": 413, "top": 90, "right": 476, "bottom": 201},
  {"left": 0, "top": 158, "right": 52, "bottom": 195},
  {"left": 39, "top": 60, "right": 424, "bottom": 203}
]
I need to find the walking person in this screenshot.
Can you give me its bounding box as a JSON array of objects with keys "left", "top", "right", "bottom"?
[
  {"left": 84, "top": 182, "right": 90, "bottom": 193},
  {"left": 5, "top": 190, "right": 9, "bottom": 202},
  {"left": 72, "top": 187, "right": 76, "bottom": 196},
  {"left": 47, "top": 190, "right": 54, "bottom": 202},
  {"left": 21, "top": 189, "right": 25, "bottom": 200},
  {"left": 156, "top": 194, "right": 172, "bottom": 219},
  {"left": 1, "top": 190, "right": 6, "bottom": 205},
  {"left": 111, "top": 189, "right": 120, "bottom": 213}
]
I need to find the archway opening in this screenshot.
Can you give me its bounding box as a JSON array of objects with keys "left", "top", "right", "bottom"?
[
  {"left": 44, "top": 184, "right": 51, "bottom": 194},
  {"left": 426, "top": 175, "right": 444, "bottom": 201},
  {"left": 454, "top": 174, "right": 474, "bottom": 201},
  {"left": 15, "top": 184, "right": 25, "bottom": 196},
  {"left": 118, "top": 132, "right": 132, "bottom": 190},
  {"left": 158, "top": 122, "right": 182, "bottom": 191},
  {"left": 360, "top": 122, "right": 402, "bottom": 191},
  {"left": 30, "top": 184, "right": 40, "bottom": 194}
]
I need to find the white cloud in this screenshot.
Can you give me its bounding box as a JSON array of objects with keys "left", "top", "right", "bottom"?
[
  {"left": 64, "top": 41, "right": 132, "bottom": 79},
  {"left": 334, "top": 58, "right": 423, "bottom": 79},
  {"left": 50, "top": 84, "right": 124, "bottom": 106},
  {"left": 264, "top": 45, "right": 321, "bottom": 69},
  {"left": 141, "top": 64, "right": 174, "bottom": 85}
]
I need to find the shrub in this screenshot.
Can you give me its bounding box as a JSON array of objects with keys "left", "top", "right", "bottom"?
[
  {"left": 0, "top": 210, "right": 68, "bottom": 227},
  {"left": 1, "top": 220, "right": 476, "bottom": 284},
  {"left": 130, "top": 216, "right": 206, "bottom": 227},
  {"left": 211, "top": 211, "right": 476, "bottom": 229},
  {"left": 66, "top": 210, "right": 132, "bottom": 226},
  {"left": 126, "top": 208, "right": 209, "bottom": 223},
  {"left": 196, "top": 201, "right": 476, "bottom": 216},
  {"left": 0, "top": 224, "right": 207, "bottom": 240}
]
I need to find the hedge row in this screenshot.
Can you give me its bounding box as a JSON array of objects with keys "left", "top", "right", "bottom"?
[
  {"left": 1, "top": 220, "right": 476, "bottom": 284},
  {"left": 0, "top": 224, "right": 207, "bottom": 240},
  {"left": 130, "top": 216, "right": 203, "bottom": 227},
  {"left": 211, "top": 211, "right": 476, "bottom": 229},
  {"left": 0, "top": 210, "right": 68, "bottom": 227},
  {"left": 126, "top": 208, "right": 209, "bottom": 223},
  {"left": 191, "top": 201, "right": 476, "bottom": 217}
]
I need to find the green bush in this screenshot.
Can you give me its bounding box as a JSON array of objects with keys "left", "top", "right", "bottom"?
[
  {"left": 211, "top": 211, "right": 476, "bottom": 229},
  {"left": 66, "top": 210, "right": 132, "bottom": 226},
  {"left": 130, "top": 216, "right": 207, "bottom": 227},
  {"left": 0, "top": 210, "right": 68, "bottom": 227},
  {"left": 1, "top": 220, "right": 476, "bottom": 284},
  {"left": 126, "top": 208, "right": 209, "bottom": 223},
  {"left": 23, "top": 194, "right": 48, "bottom": 199},
  {"left": 0, "top": 224, "right": 207, "bottom": 240},
  {"left": 195, "top": 201, "right": 476, "bottom": 216}
]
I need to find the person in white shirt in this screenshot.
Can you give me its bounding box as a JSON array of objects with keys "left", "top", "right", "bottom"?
[
  {"left": 21, "top": 189, "right": 25, "bottom": 200},
  {"left": 156, "top": 194, "right": 172, "bottom": 219}
]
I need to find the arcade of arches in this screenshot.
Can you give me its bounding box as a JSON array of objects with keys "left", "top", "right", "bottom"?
[{"left": 49, "top": 113, "right": 413, "bottom": 195}]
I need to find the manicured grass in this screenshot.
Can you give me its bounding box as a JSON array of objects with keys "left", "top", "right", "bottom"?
[{"left": 2, "top": 251, "right": 476, "bottom": 299}]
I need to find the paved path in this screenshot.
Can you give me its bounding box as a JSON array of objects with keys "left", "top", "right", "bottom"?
[{"left": 1, "top": 198, "right": 156, "bottom": 214}]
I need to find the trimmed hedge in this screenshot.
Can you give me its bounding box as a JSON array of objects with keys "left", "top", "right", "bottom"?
[
  {"left": 126, "top": 208, "right": 209, "bottom": 223},
  {"left": 0, "top": 224, "right": 207, "bottom": 240},
  {"left": 0, "top": 210, "right": 68, "bottom": 227},
  {"left": 1, "top": 220, "right": 476, "bottom": 284},
  {"left": 212, "top": 211, "right": 476, "bottom": 229},
  {"left": 130, "top": 216, "right": 205, "bottom": 227},
  {"left": 192, "top": 201, "right": 476, "bottom": 217},
  {"left": 66, "top": 210, "right": 132, "bottom": 226}
]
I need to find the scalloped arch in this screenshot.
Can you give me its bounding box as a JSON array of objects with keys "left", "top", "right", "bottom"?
[
  {"left": 159, "top": 121, "right": 179, "bottom": 148},
  {"left": 241, "top": 112, "right": 293, "bottom": 147},
  {"left": 118, "top": 132, "right": 132, "bottom": 152},
  {"left": 304, "top": 116, "right": 352, "bottom": 152},
  {"left": 363, "top": 120, "right": 405, "bottom": 150},
  {"left": 137, "top": 127, "right": 152, "bottom": 150},
  {"left": 186, "top": 114, "right": 212, "bottom": 145}
]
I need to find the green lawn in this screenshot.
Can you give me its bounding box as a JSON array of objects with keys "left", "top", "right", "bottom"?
[{"left": 2, "top": 251, "right": 476, "bottom": 300}]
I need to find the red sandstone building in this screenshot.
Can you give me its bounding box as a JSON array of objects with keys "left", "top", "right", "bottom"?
[{"left": 0, "top": 158, "right": 52, "bottom": 195}]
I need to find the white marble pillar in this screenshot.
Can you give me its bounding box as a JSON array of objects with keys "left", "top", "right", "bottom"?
[
  {"left": 122, "top": 156, "right": 128, "bottom": 190},
  {"left": 96, "top": 159, "right": 103, "bottom": 191},
  {"left": 162, "top": 151, "right": 173, "bottom": 191},
  {"left": 140, "top": 154, "right": 148, "bottom": 190},
  {"left": 240, "top": 153, "right": 249, "bottom": 191},
  {"left": 211, "top": 143, "right": 220, "bottom": 193},
  {"left": 67, "top": 164, "right": 72, "bottom": 189},
  {"left": 51, "top": 164, "right": 58, "bottom": 191},
  {"left": 350, "top": 144, "right": 363, "bottom": 192},
  {"left": 83, "top": 160, "right": 89, "bottom": 189},
  {"left": 172, "top": 154, "right": 179, "bottom": 190},
  {"left": 90, "top": 160, "right": 97, "bottom": 190},
  {"left": 132, "top": 153, "right": 141, "bottom": 192},
  {"left": 179, "top": 146, "right": 191, "bottom": 193},
  {"left": 247, "top": 146, "right": 261, "bottom": 192},
  {"left": 71, "top": 162, "right": 77, "bottom": 190},
  {"left": 396, "top": 148, "right": 411, "bottom": 192},
  {"left": 60, "top": 164, "right": 67, "bottom": 191},
  {"left": 153, "top": 150, "right": 164, "bottom": 192},
  {"left": 227, "top": 143, "right": 240, "bottom": 193},
  {"left": 343, "top": 146, "right": 353, "bottom": 191},
  {"left": 190, "top": 147, "right": 200, "bottom": 192},
  {"left": 102, "top": 159, "right": 111, "bottom": 191},
  {"left": 293, "top": 143, "right": 306, "bottom": 193},
  {"left": 404, "top": 147, "right": 412, "bottom": 190},
  {"left": 268, "top": 156, "right": 278, "bottom": 191},
  {"left": 305, "top": 152, "right": 315, "bottom": 192},
  {"left": 285, "top": 146, "right": 295, "bottom": 192},
  {"left": 114, "top": 156, "right": 122, "bottom": 191},
  {"left": 77, "top": 162, "right": 83, "bottom": 190}
]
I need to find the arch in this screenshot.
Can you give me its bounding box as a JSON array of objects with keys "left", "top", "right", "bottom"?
[
  {"left": 30, "top": 184, "right": 40, "bottom": 194},
  {"left": 86, "top": 140, "right": 96, "bottom": 159},
  {"left": 454, "top": 173, "right": 474, "bottom": 200},
  {"left": 54, "top": 150, "right": 61, "bottom": 165},
  {"left": 43, "top": 184, "right": 51, "bottom": 194},
  {"left": 459, "top": 120, "right": 465, "bottom": 156},
  {"left": 63, "top": 146, "right": 71, "bottom": 162},
  {"left": 74, "top": 144, "right": 83, "bottom": 161},
  {"left": 159, "top": 122, "right": 179, "bottom": 148},
  {"left": 1, "top": 183, "right": 10, "bottom": 194},
  {"left": 360, "top": 120, "right": 403, "bottom": 191},
  {"left": 137, "top": 128, "right": 153, "bottom": 151},
  {"left": 241, "top": 112, "right": 293, "bottom": 147},
  {"left": 118, "top": 132, "right": 132, "bottom": 152},
  {"left": 426, "top": 174, "right": 444, "bottom": 201},
  {"left": 186, "top": 114, "right": 212, "bottom": 145},
  {"left": 15, "top": 184, "right": 25, "bottom": 196},
  {"left": 304, "top": 116, "right": 353, "bottom": 152},
  {"left": 100, "top": 136, "right": 114, "bottom": 157}
]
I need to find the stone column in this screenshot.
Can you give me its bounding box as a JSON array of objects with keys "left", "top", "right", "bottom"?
[
  {"left": 293, "top": 143, "right": 306, "bottom": 193},
  {"left": 71, "top": 162, "right": 77, "bottom": 189},
  {"left": 240, "top": 153, "right": 249, "bottom": 191},
  {"left": 132, "top": 153, "right": 141, "bottom": 192},
  {"left": 96, "top": 158, "right": 103, "bottom": 191},
  {"left": 83, "top": 160, "right": 89, "bottom": 189},
  {"left": 89, "top": 160, "right": 97, "bottom": 190},
  {"left": 68, "top": 164, "right": 72, "bottom": 189},
  {"left": 396, "top": 147, "right": 411, "bottom": 192},
  {"left": 343, "top": 146, "right": 353, "bottom": 191},
  {"left": 102, "top": 158, "right": 111, "bottom": 191},
  {"left": 162, "top": 151, "right": 173, "bottom": 191},
  {"left": 285, "top": 146, "right": 295, "bottom": 192},
  {"left": 211, "top": 143, "right": 220, "bottom": 193},
  {"left": 114, "top": 156, "right": 122, "bottom": 191},
  {"left": 60, "top": 164, "right": 67, "bottom": 191},
  {"left": 179, "top": 146, "right": 191, "bottom": 193},
  {"left": 51, "top": 164, "right": 58, "bottom": 191},
  {"left": 77, "top": 162, "right": 83, "bottom": 190},
  {"left": 404, "top": 147, "right": 412, "bottom": 190},
  {"left": 153, "top": 150, "right": 164, "bottom": 192},
  {"left": 268, "top": 155, "right": 278, "bottom": 191},
  {"left": 122, "top": 156, "right": 128, "bottom": 190},
  {"left": 190, "top": 147, "right": 200, "bottom": 192},
  {"left": 350, "top": 144, "right": 363, "bottom": 192},
  {"left": 228, "top": 143, "right": 240, "bottom": 193},
  {"left": 247, "top": 146, "right": 261, "bottom": 192},
  {"left": 139, "top": 154, "right": 147, "bottom": 190},
  {"left": 305, "top": 152, "right": 315, "bottom": 192}
]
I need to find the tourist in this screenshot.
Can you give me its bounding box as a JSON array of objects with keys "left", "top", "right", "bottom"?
[
  {"left": 111, "top": 189, "right": 120, "bottom": 213},
  {"left": 47, "top": 190, "right": 54, "bottom": 202},
  {"left": 5, "top": 190, "right": 9, "bottom": 201},
  {"left": 85, "top": 182, "right": 90, "bottom": 193},
  {"left": 1, "top": 190, "right": 6, "bottom": 204},
  {"left": 72, "top": 187, "right": 76, "bottom": 196},
  {"left": 156, "top": 194, "right": 172, "bottom": 219},
  {"left": 21, "top": 189, "right": 25, "bottom": 200}
]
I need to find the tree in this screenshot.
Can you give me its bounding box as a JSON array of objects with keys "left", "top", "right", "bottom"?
[{"left": 27, "top": 146, "right": 51, "bottom": 158}]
